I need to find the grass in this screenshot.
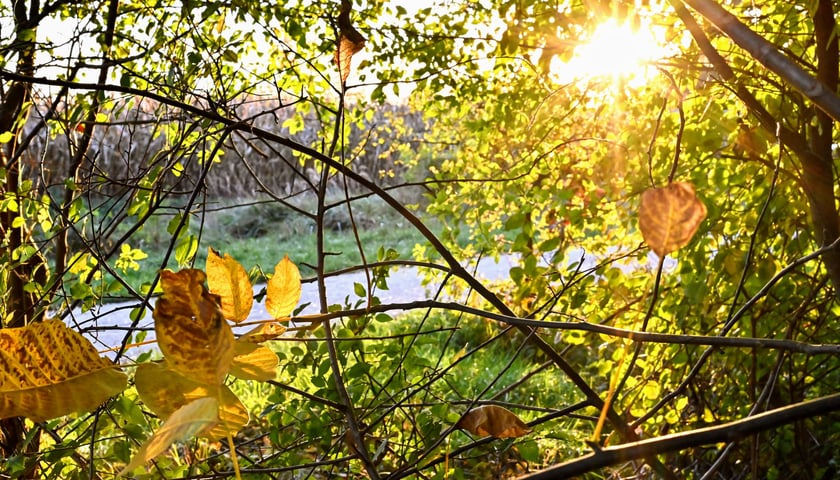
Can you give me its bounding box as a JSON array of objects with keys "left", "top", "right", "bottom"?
[
  {"left": 223, "top": 308, "right": 585, "bottom": 476},
  {"left": 107, "top": 193, "right": 446, "bottom": 293}
]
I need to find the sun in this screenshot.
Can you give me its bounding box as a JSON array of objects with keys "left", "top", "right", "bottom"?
[{"left": 549, "top": 18, "right": 673, "bottom": 86}]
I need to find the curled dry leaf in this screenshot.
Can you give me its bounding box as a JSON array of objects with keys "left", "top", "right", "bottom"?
[
  {"left": 455, "top": 405, "right": 532, "bottom": 439},
  {"left": 265, "top": 256, "right": 302, "bottom": 319},
  {"left": 239, "top": 322, "right": 286, "bottom": 343},
  {"left": 153, "top": 269, "right": 235, "bottom": 385},
  {"left": 206, "top": 248, "right": 253, "bottom": 323},
  {"left": 335, "top": 0, "right": 366, "bottom": 82},
  {"left": 0, "top": 319, "right": 127, "bottom": 421},
  {"left": 638, "top": 182, "right": 707, "bottom": 257}
]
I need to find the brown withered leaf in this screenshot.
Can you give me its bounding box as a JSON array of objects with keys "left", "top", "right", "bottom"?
[
  {"left": 153, "top": 269, "right": 235, "bottom": 385},
  {"left": 265, "top": 256, "right": 301, "bottom": 319},
  {"left": 638, "top": 182, "right": 707, "bottom": 257},
  {"left": 455, "top": 405, "right": 532, "bottom": 439},
  {"left": 335, "top": 0, "right": 365, "bottom": 83},
  {"left": 0, "top": 319, "right": 127, "bottom": 421},
  {"left": 206, "top": 248, "right": 253, "bottom": 323}
]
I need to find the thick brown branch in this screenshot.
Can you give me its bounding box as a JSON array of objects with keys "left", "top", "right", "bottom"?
[
  {"left": 519, "top": 392, "right": 840, "bottom": 479},
  {"left": 682, "top": 0, "right": 840, "bottom": 122}
]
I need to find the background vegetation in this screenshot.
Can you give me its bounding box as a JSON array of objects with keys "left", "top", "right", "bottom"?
[{"left": 2, "top": 0, "right": 840, "bottom": 478}]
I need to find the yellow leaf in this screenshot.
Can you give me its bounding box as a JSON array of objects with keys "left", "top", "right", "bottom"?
[
  {"left": 265, "top": 256, "right": 301, "bottom": 319},
  {"left": 239, "top": 321, "right": 286, "bottom": 343},
  {"left": 638, "top": 182, "right": 707, "bottom": 257},
  {"left": 119, "top": 396, "right": 219, "bottom": 476},
  {"left": 135, "top": 362, "right": 249, "bottom": 439},
  {"left": 335, "top": 0, "right": 366, "bottom": 83},
  {"left": 455, "top": 405, "right": 531, "bottom": 439},
  {"left": 230, "top": 340, "right": 279, "bottom": 381},
  {"left": 206, "top": 248, "right": 253, "bottom": 323},
  {"left": 0, "top": 319, "right": 127, "bottom": 421},
  {"left": 153, "top": 269, "right": 235, "bottom": 385}
]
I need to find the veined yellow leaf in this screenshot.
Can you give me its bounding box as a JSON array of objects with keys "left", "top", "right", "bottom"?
[
  {"left": 0, "top": 319, "right": 127, "bottom": 421},
  {"left": 153, "top": 269, "right": 235, "bottom": 385},
  {"left": 119, "top": 396, "right": 219, "bottom": 476},
  {"left": 265, "top": 256, "right": 301, "bottom": 319},
  {"left": 134, "top": 362, "right": 249, "bottom": 439},
  {"left": 206, "top": 248, "right": 253, "bottom": 323},
  {"left": 230, "top": 341, "right": 279, "bottom": 381}
]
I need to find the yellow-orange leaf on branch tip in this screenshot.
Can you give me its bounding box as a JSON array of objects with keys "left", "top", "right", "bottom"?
[
  {"left": 206, "top": 248, "right": 253, "bottom": 323},
  {"left": 119, "top": 396, "right": 219, "bottom": 476},
  {"left": 0, "top": 319, "right": 127, "bottom": 421},
  {"left": 153, "top": 269, "right": 235, "bottom": 385},
  {"left": 335, "top": 0, "right": 365, "bottom": 83},
  {"left": 134, "top": 362, "right": 249, "bottom": 440},
  {"left": 455, "top": 405, "right": 532, "bottom": 439},
  {"left": 239, "top": 321, "right": 286, "bottom": 343},
  {"left": 266, "top": 256, "right": 302, "bottom": 319},
  {"left": 638, "top": 182, "right": 707, "bottom": 258}
]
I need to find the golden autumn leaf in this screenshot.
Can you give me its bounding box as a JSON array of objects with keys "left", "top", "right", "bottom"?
[
  {"left": 335, "top": 0, "right": 366, "bottom": 83},
  {"left": 206, "top": 248, "right": 253, "bottom": 323},
  {"left": 134, "top": 362, "right": 249, "bottom": 440},
  {"left": 239, "top": 321, "right": 286, "bottom": 343},
  {"left": 265, "top": 256, "right": 301, "bottom": 319},
  {"left": 0, "top": 319, "right": 127, "bottom": 421},
  {"left": 119, "top": 396, "right": 219, "bottom": 476},
  {"left": 455, "top": 405, "right": 532, "bottom": 439},
  {"left": 638, "top": 182, "right": 707, "bottom": 257},
  {"left": 153, "top": 269, "right": 235, "bottom": 385},
  {"left": 230, "top": 340, "right": 279, "bottom": 381}
]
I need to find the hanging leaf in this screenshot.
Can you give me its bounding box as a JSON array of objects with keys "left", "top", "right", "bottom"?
[
  {"left": 0, "top": 319, "right": 127, "bottom": 421},
  {"left": 455, "top": 405, "right": 532, "bottom": 439},
  {"left": 265, "top": 256, "right": 301, "bottom": 319},
  {"left": 134, "top": 362, "right": 249, "bottom": 439},
  {"left": 638, "top": 182, "right": 707, "bottom": 257},
  {"left": 239, "top": 321, "right": 286, "bottom": 343},
  {"left": 206, "top": 248, "right": 253, "bottom": 323},
  {"left": 335, "top": 0, "right": 366, "bottom": 83},
  {"left": 229, "top": 340, "right": 279, "bottom": 381},
  {"left": 118, "top": 396, "right": 219, "bottom": 476},
  {"left": 153, "top": 269, "right": 236, "bottom": 385}
]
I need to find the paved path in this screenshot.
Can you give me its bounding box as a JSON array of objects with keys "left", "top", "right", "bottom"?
[{"left": 71, "top": 256, "right": 517, "bottom": 361}]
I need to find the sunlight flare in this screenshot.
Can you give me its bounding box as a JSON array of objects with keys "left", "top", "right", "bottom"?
[{"left": 549, "top": 18, "right": 673, "bottom": 86}]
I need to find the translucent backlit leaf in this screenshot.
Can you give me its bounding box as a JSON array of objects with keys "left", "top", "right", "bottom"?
[
  {"left": 230, "top": 340, "right": 279, "bottom": 381},
  {"left": 638, "top": 182, "right": 707, "bottom": 257},
  {"left": 153, "top": 269, "right": 235, "bottom": 385},
  {"left": 335, "top": 0, "right": 366, "bottom": 82},
  {"left": 119, "top": 396, "right": 219, "bottom": 476},
  {"left": 455, "top": 405, "right": 532, "bottom": 439},
  {"left": 134, "top": 362, "right": 249, "bottom": 439},
  {"left": 265, "top": 256, "right": 301, "bottom": 319},
  {"left": 206, "top": 248, "right": 253, "bottom": 323},
  {"left": 239, "top": 322, "right": 286, "bottom": 343},
  {"left": 0, "top": 319, "right": 127, "bottom": 421}
]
